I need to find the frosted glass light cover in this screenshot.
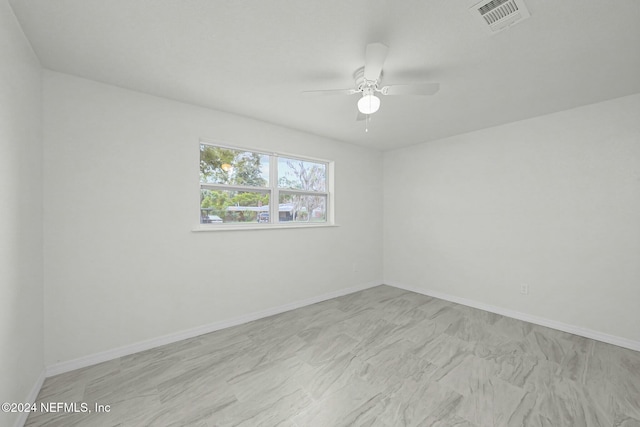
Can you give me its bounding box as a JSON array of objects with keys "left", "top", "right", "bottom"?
[{"left": 357, "top": 94, "right": 380, "bottom": 114}]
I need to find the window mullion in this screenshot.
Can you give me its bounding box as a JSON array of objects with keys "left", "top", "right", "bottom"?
[
  {"left": 201, "top": 183, "right": 270, "bottom": 193},
  {"left": 270, "top": 155, "right": 278, "bottom": 223},
  {"left": 278, "top": 189, "right": 328, "bottom": 197}
]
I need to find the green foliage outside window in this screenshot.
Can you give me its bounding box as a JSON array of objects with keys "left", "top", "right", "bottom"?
[
  {"left": 199, "top": 144, "right": 328, "bottom": 224},
  {"left": 200, "top": 145, "right": 269, "bottom": 222}
]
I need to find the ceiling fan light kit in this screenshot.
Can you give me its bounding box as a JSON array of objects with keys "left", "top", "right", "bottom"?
[{"left": 358, "top": 92, "right": 380, "bottom": 115}]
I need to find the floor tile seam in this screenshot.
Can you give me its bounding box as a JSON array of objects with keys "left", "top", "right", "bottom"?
[
  {"left": 289, "top": 363, "right": 334, "bottom": 403},
  {"left": 228, "top": 355, "right": 309, "bottom": 391},
  {"left": 231, "top": 386, "right": 313, "bottom": 421}
]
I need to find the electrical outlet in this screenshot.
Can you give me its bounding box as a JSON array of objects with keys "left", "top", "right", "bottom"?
[{"left": 520, "top": 284, "right": 529, "bottom": 295}]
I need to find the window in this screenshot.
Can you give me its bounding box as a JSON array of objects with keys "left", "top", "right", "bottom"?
[{"left": 199, "top": 142, "right": 331, "bottom": 227}]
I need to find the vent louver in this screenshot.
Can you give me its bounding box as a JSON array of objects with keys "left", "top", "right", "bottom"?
[{"left": 470, "top": 0, "right": 530, "bottom": 34}]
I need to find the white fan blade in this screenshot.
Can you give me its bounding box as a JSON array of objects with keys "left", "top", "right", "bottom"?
[
  {"left": 381, "top": 83, "right": 440, "bottom": 96},
  {"left": 302, "top": 89, "right": 357, "bottom": 96},
  {"left": 356, "top": 111, "right": 366, "bottom": 121},
  {"left": 364, "top": 42, "right": 389, "bottom": 81}
]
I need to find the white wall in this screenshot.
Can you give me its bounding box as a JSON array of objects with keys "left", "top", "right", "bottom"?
[
  {"left": 43, "top": 71, "right": 383, "bottom": 365},
  {"left": 0, "top": 0, "right": 43, "bottom": 425},
  {"left": 384, "top": 93, "right": 640, "bottom": 344}
]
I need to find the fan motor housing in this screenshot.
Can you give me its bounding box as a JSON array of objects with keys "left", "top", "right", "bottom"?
[{"left": 353, "top": 67, "right": 381, "bottom": 90}]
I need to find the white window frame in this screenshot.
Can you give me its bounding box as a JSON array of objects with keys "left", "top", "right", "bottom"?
[{"left": 196, "top": 140, "right": 335, "bottom": 231}]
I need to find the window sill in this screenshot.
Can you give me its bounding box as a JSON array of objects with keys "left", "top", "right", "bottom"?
[{"left": 192, "top": 223, "right": 339, "bottom": 232}]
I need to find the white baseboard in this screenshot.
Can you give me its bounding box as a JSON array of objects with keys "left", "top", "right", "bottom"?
[
  {"left": 46, "top": 280, "right": 382, "bottom": 377},
  {"left": 14, "top": 368, "right": 46, "bottom": 427},
  {"left": 387, "top": 281, "right": 640, "bottom": 352}
]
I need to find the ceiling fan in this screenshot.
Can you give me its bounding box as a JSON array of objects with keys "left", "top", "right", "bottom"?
[{"left": 302, "top": 42, "right": 440, "bottom": 121}]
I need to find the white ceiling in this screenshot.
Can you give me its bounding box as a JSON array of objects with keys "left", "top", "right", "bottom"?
[{"left": 9, "top": 0, "right": 640, "bottom": 150}]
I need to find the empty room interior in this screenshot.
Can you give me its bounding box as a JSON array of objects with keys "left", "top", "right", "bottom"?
[{"left": 2, "top": 0, "right": 640, "bottom": 426}]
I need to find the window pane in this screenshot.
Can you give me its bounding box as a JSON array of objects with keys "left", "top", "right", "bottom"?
[
  {"left": 201, "top": 189, "right": 270, "bottom": 224},
  {"left": 278, "top": 193, "right": 327, "bottom": 223},
  {"left": 200, "top": 144, "right": 269, "bottom": 187},
  {"left": 277, "top": 157, "right": 326, "bottom": 192}
]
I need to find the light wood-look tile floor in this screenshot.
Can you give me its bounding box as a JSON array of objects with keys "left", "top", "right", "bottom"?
[{"left": 26, "top": 285, "right": 640, "bottom": 426}]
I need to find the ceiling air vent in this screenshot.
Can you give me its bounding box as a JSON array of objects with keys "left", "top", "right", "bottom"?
[{"left": 470, "top": 0, "right": 530, "bottom": 34}]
